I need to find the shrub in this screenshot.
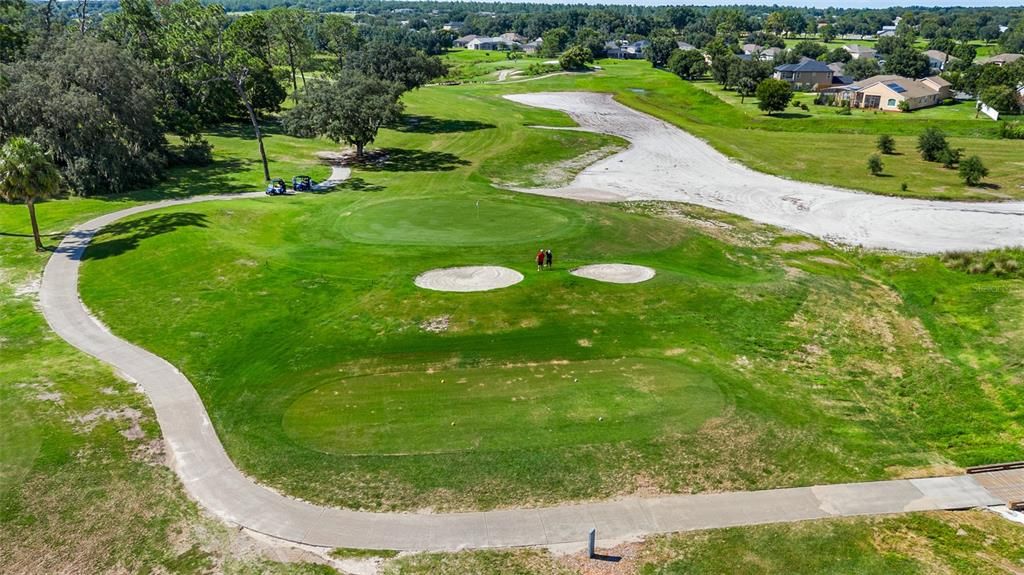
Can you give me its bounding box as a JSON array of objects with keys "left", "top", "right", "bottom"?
[
  {"left": 937, "top": 146, "right": 962, "bottom": 169},
  {"left": 558, "top": 44, "right": 594, "bottom": 71},
  {"left": 958, "top": 155, "right": 988, "bottom": 186},
  {"left": 525, "top": 62, "right": 560, "bottom": 76},
  {"left": 1000, "top": 121, "right": 1024, "bottom": 140},
  {"left": 169, "top": 135, "right": 213, "bottom": 167},
  {"left": 835, "top": 106, "right": 852, "bottom": 115},
  {"left": 876, "top": 134, "right": 895, "bottom": 154},
  {"left": 867, "top": 154, "right": 884, "bottom": 176},
  {"left": 898, "top": 100, "right": 911, "bottom": 112},
  {"left": 917, "top": 127, "right": 949, "bottom": 162},
  {"left": 901, "top": 182, "right": 908, "bottom": 192}
]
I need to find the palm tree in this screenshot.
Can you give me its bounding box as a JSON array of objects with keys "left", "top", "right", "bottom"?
[{"left": 0, "top": 138, "right": 62, "bottom": 251}]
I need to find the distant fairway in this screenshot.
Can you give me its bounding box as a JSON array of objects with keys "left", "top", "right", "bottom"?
[
  {"left": 283, "top": 359, "right": 723, "bottom": 455},
  {"left": 339, "top": 198, "right": 583, "bottom": 246}
]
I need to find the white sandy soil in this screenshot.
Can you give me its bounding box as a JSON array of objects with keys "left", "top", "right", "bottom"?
[
  {"left": 505, "top": 92, "right": 1024, "bottom": 253},
  {"left": 414, "top": 266, "right": 524, "bottom": 292},
  {"left": 570, "top": 263, "right": 656, "bottom": 284}
]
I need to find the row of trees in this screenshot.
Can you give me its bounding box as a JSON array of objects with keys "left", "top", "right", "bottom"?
[{"left": 0, "top": 0, "right": 448, "bottom": 198}]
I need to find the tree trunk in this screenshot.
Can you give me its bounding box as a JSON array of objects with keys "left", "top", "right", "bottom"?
[
  {"left": 27, "top": 199, "right": 43, "bottom": 252},
  {"left": 77, "top": 0, "right": 88, "bottom": 34},
  {"left": 287, "top": 45, "right": 298, "bottom": 99},
  {"left": 234, "top": 80, "right": 271, "bottom": 181},
  {"left": 299, "top": 68, "right": 307, "bottom": 97},
  {"left": 44, "top": 0, "right": 56, "bottom": 38},
  {"left": 355, "top": 142, "right": 364, "bottom": 159}
]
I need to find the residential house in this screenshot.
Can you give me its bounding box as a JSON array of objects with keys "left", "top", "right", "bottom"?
[
  {"left": 773, "top": 59, "right": 834, "bottom": 90},
  {"left": 876, "top": 27, "right": 897, "bottom": 38},
  {"left": 523, "top": 39, "right": 542, "bottom": 55},
  {"left": 759, "top": 47, "right": 783, "bottom": 61},
  {"left": 676, "top": 41, "right": 697, "bottom": 51},
  {"left": 741, "top": 43, "right": 763, "bottom": 55},
  {"left": 976, "top": 53, "right": 1023, "bottom": 66},
  {"left": 843, "top": 44, "right": 877, "bottom": 60},
  {"left": 453, "top": 34, "right": 478, "bottom": 48},
  {"left": 825, "top": 74, "right": 952, "bottom": 111},
  {"left": 443, "top": 22, "right": 464, "bottom": 32},
  {"left": 923, "top": 50, "right": 958, "bottom": 73},
  {"left": 604, "top": 40, "right": 648, "bottom": 59},
  {"left": 466, "top": 37, "right": 518, "bottom": 51}
]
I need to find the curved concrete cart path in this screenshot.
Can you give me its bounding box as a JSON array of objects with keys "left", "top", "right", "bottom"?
[
  {"left": 39, "top": 168, "right": 1011, "bottom": 552},
  {"left": 505, "top": 92, "right": 1024, "bottom": 253}
]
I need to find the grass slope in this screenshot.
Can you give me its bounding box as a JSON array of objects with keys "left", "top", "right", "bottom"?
[{"left": 71, "top": 82, "right": 1024, "bottom": 511}]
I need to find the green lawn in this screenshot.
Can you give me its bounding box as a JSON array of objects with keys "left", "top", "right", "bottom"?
[
  {"left": 283, "top": 359, "right": 724, "bottom": 455},
  {"left": 64, "top": 79, "right": 1024, "bottom": 511},
  {"left": 2, "top": 52, "right": 1022, "bottom": 573}
]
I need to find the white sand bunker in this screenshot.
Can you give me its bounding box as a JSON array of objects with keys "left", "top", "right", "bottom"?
[
  {"left": 571, "top": 264, "right": 656, "bottom": 284},
  {"left": 415, "top": 266, "right": 524, "bottom": 292}
]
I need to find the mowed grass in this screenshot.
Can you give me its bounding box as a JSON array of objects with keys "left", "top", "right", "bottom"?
[
  {"left": 464, "top": 58, "right": 1024, "bottom": 200},
  {"left": 283, "top": 359, "right": 724, "bottom": 454},
  {"left": 71, "top": 78, "right": 1024, "bottom": 511}
]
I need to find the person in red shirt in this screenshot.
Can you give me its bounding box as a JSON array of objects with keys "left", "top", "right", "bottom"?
[{"left": 536, "top": 249, "right": 545, "bottom": 271}]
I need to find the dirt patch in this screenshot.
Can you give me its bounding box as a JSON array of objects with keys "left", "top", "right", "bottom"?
[
  {"left": 13, "top": 276, "right": 40, "bottom": 297},
  {"left": 556, "top": 541, "right": 645, "bottom": 575},
  {"left": 419, "top": 315, "right": 451, "bottom": 333},
  {"left": 776, "top": 240, "right": 820, "bottom": 253},
  {"left": 808, "top": 256, "right": 850, "bottom": 267},
  {"left": 71, "top": 406, "right": 144, "bottom": 438}
]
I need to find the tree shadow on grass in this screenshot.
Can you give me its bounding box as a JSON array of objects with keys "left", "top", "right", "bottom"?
[
  {"left": 394, "top": 115, "right": 496, "bottom": 134},
  {"left": 770, "top": 112, "right": 813, "bottom": 119},
  {"left": 79, "top": 212, "right": 209, "bottom": 260},
  {"left": 358, "top": 148, "right": 470, "bottom": 172},
  {"left": 87, "top": 160, "right": 254, "bottom": 203}
]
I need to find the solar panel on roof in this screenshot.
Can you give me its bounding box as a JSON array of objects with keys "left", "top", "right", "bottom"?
[{"left": 885, "top": 82, "right": 907, "bottom": 93}]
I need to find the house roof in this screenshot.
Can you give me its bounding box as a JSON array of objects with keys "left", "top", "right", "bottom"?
[
  {"left": 677, "top": 41, "right": 696, "bottom": 50},
  {"left": 775, "top": 59, "right": 833, "bottom": 73},
  {"left": 856, "top": 75, "right": 946, "bottom": 99},
  {"left": 828, "top": 62, "right": 846, "bottom": 74},
  {"left": 455, "top": 34, "right": 478, "bottom": 43},
  {"left": 924, "top": 75, "right": 951, "bottom": 88},
  {"left": 742, "top": 43, "right": 762, "bottom": 54},
  {"left": 977, "top": 53, "right": 1023, "bottom": 65},
  {"left": 923, "top": 50, "right": 958, "bottom": 62}
]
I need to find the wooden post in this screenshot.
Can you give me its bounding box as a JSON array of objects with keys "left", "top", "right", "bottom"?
[{"left": 588, "top": 528, "right": 596, "bottom": 558}]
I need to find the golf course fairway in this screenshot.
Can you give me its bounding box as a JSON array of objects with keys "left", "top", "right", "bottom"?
[{"left": 73, "top": 80, "right": 1024, "bottom": 513}]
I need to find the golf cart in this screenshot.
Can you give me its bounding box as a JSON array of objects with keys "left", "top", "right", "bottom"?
[
  {"left": 265, "top": 178, "right": 287, "bottom": 196},
  {"left": 292, "top": 175, "right": 314, "bottom": 191}
]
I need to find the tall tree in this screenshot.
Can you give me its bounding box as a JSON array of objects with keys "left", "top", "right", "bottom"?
[
  {"left": 160, "top": 0, "right": 283, "bottom": 181},
  {"left": 344, "top": 41, "right": 446, "bottom": 91},
  {"left": 0, "top": 138, "right": 62, "bottom": 251},
  {"left": 0, "top": 36, "right": 165, "bottom": 196},
  {"left": 283, "top": 71, "right": 403, "bottom": 159},
  {"left": 755, "top": 78, "right": 793, "bottom": 116},
  {"left": 318, "top": 14, "right": 358, "bottom": 67},
  {"left": 267, "top": 8, "right": 313, "bottom": 99},
  {"left": 884, "top": 45, "right": 929, "bottom": 78},
  {"left": 0, "top": 0, "right": 28, "bottom": 61}
]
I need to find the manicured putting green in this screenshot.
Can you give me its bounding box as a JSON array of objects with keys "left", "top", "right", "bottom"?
[
  {"left": 338, "top": 198, "right": 583, "bottom": 246},
  {"left": 282, "top": 358, "right": 724, "bottom": 455}
]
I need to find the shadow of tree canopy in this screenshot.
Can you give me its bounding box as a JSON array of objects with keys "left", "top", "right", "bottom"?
[
  {"left": 308, "top": 177, "right": 385, "bottom": 193},
  {"left": 358, "top": 148, "right": 470, "bottom": 172},
  {"left": 82, "top": 212, "right": 209, "bottom": 260},
  {"left": 90, "top": 160, "right": 253, "bottom": 203},
  {"left": 394, "top": 115, "right": 496, "bottom": 134}
]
